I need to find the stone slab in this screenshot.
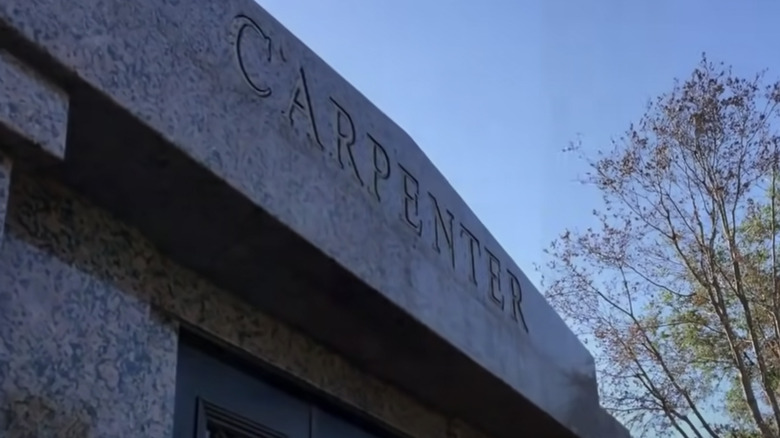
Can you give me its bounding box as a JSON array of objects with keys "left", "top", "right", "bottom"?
[
  {"left": 0, "top": 1, "right": 630, "bottom": 437},
  {"left": 0, "top": 50, "right": 67, "bottom": 161}
]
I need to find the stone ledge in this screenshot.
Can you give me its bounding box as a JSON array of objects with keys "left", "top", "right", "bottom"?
[{"left": 0, "top": 50, "right": 68, "bottom": 160}]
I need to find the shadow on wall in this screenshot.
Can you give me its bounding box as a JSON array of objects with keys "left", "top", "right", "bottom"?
[{"left": 1, "top": 393, "right": 94, "bottom": 437}]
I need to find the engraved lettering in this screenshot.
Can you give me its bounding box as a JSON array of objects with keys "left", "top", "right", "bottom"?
[
  {"left": 287, "top": 68, "right": 324, "bottom": 150},
  {"left": 369, "top": 134, "right": 390, "bottom": 202},
  {"left": 233, "top": 16, "right": 273, "bottom": 98},
  {"left": 229, "top": 17, "right": 530, "bottom": 334},
  {"left": 330, "top": 98, "right": 363, "bottom": 185},
  {"left": 398, "top": 165, "right": 422, "bottom": 235},
  {"left": 429, "top": 193, "right": 455, "bottom": 269},
  {"left": 460, "top": 225, "right": 481, "bottom": 285},
  {"left": 485, "top": 248, "right": 504, "bottom": 309},
  {"left": 508, "top": 270, "right": 529, "bottom": 332}
]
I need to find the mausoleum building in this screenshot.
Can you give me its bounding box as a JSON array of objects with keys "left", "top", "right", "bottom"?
[{"left": 0, "top": 1, "right": 630, "bottom": 437}]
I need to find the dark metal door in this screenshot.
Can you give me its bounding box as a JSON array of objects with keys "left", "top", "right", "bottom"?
[{"left": 173, "top": 338, "right": 386, "bottom": 438}]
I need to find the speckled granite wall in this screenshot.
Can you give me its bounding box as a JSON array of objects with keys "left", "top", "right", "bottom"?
[{"left": 0, "top": 172, "right": 488, "bottom": 438}]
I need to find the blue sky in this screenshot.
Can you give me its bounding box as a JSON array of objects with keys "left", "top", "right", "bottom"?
[{"left": 254, "top": 0, "right": 780, "bottom": 289}]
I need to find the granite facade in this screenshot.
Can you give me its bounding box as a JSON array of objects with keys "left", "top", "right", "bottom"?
[
  {"left": 0, "top": 0, "right": 630, "bottom": 434},
  {"left": 0, "top": 172, "right": 487, "bottom": 438},
  {"left": 0, "top": 1, "right": 619, "bottom": 433}
]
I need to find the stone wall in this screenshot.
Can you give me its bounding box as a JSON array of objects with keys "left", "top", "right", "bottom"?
[{"left": 0, "top": 171, "right": 488, "bottom": 438}]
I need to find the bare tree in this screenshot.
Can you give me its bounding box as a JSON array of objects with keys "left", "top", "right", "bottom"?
[{"left": 543, "top": 54, "right": 780, "bottom": 437}]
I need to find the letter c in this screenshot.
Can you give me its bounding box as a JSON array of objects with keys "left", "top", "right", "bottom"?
[{"left": 233, "top": 15, "right": 273, "bottom": 98}]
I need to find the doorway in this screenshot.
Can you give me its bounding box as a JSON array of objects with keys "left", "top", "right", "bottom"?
[{"left": 173, "top": 332, "right": 393, "bottom": 438}]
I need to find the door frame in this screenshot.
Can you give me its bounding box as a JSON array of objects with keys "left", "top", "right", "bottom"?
[{"left": 175, "top": 325, "right": 408, "bottom": 438}]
